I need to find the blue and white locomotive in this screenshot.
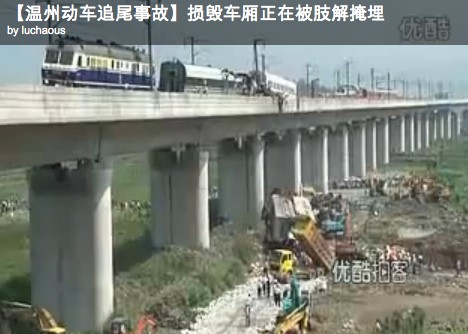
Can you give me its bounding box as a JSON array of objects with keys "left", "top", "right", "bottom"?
[{"left": 41, "top": 36, "right": 154, "bottom": 90}]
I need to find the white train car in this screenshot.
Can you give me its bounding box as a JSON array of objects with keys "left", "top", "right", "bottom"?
[
  {"left": 158, "top": 60, "right": 242, "bottom": 93},
  {"left": 263, "top": 71, "right": 297, "bottom": 97}
]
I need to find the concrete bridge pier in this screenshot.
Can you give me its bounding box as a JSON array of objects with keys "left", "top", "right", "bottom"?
[
  {"left": 445, "top": 112, "right": 452, "bottom": 140},
  {"left": 328, "top": 128, "right": 341, "bottom": 183},
  {"left": 301, "top": 127, "right": 329, "bottom": 193},
  {"left": 389, "top": 116, "right": 405, "bottom": 157},
  {"left": 422, "top": 112, "right": 430, "bottom": 149},
  {"left": 366, "top": 119, "right": 377, "bottom": 173},
  {"left": 438, "top": 112, "right": 445, "bottom": 140},
  {"left": 405, "top": 114, "right": 415, "bottom": 153},
  {"left": 415, "top": 113, "right": 422, "bottom": 150},
  {"left": 350, "top": 121, "right": 366, "bottom": 178},
  {"left": 453, "top": 112, "right": 461, "bottom": 138},
  {"left": 264, "top": 130, "right": 302, "bottom": 196},
  {"left": 376, "top": 117, "right": 389, "bottom": 166},
  {"left": 149, "top": 146, "right": 210, "bottom": 249},
  {"left": 217, "top": 135, "right": 264, "bottom": 228},
  {"left": 430, "top": 112, "right": 438, "bottom": 143},
  {"left": 28, "top": 159, "right": 113, "bottom": 332},
  {"left": 340, "top": 124, "right": 350, "bottom": 180},
  {"left": 328, "top": 125, "right": 348, "bottom": 183}
]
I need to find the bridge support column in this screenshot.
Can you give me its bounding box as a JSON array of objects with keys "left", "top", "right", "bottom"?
[
  {"left": 318, "top": 127, "right": 329, "bottom": 193},
  {"left": 445, "top": 112, "right": 452, "bottom": 140},
  {"left": 439, "top": 112, "right": 445, "bottom": 140},
  {"left": 377, "top": 117, "right": 389, "bottom": 166},
  {"left": 431, "top": 112, "right": 438, "bottom": 143},
  {"left": 350, "top": 122, "right": 366, "bottom": 178},
  {"left": 301, "top": 127, "right": 328, "bottom": 193},
  {"left": 265, "top": 130, "right": 302, "bottom": 196},
  {"left": 217, "top": 136, "right": 264, "bottom": 227},
  {"left": 454, "top": 112, "right": 461, "bottom": 138},
  {"left": 341, "top": 124, "right": 350, "bottom": 179},
  {"left": 149, "top": 146, "right": 209, "bottom": 249},
  {"left": 416, "top": 113, "right": 422, "bottom": 150},
  {"left": 366, "top": 119, "right": 377, "bottom": 172},
  {"left": 328, "top": 128, "right": 341, "bottom": 183},
  {"left": 405, "top": 114, "right": 415, "bottom": 153},
  {"left": 422, "top": 113, "right": 430, "bottom": 149},
  {"left": 28, "top": 159, "right": 113, "bottom": 332},
  {"left": 292, "top": 131, "right": 302, "bottom": 194},
  {"left": 329, "top": 124, "right": 349, "bottom": 183},
  {"left": 399, "top": 115, "right": 406, "bottom": 153}
]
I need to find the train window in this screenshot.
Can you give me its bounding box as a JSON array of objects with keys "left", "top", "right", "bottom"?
[
  {"left": 90, "top": 58, "right": 96, "bottom": 68},
  {"left": 45, "top": 50, "right": 59, "bottom": 64},
  {"left": 77, "top": 56, "right": 82, "bottom": 67},
  {"left": 116, "top": 61, "right": 120, "bottom": 69},
  {"left": 86, "top": 57, "right": 90, "bottom": 67},
  {"left": 131, "top": 63, "right": 137, "bottom": 73},
  {"left": 59, "top": 51, "right": 74, "bottom": 65},
  {"left": 111, "top": 60, "right": 115, "bottom": 69}
]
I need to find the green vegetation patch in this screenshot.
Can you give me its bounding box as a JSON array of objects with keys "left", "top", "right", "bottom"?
[
  {"left": 113, "top": 215, "right": 258, "bottom": 330},
  {"left": 0, "top": 152, "right": 257, "bottom": 333}
]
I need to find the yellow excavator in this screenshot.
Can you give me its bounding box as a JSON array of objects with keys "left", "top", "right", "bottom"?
[{"left": 0, "top": 301, "right": 66, "bottom": 334}]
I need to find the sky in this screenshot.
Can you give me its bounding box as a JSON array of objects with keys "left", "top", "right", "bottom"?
[{"left": 2, "top": 45, "right": 468, "bottom": 94}]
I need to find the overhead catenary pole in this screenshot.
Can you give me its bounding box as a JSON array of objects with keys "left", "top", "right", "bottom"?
[
  {"left": 146, "top": 0, "right": 155, "bottom": 90},
  {"left": 345, "top": 61, "right": 350, "bottom": 96},
  {"left": 370, "top": 67, "right": 375, "bottom": 91},
  {"left": 184, "top": 36, "right": 197, "bottom": 65},
  {"left": 46, "top": 0, "right": 52, "bottom": 44},
  {"left": 387, "top": 71, "right": 391, "bottom": 99},
  {"left": 306, "top": 64, "right": 311, "bottom": 97},
  {"left": 261, "top": 54, "right": 266, "bottom": 78},
  {"left": 417, "top": 79, "right": 422, "bottom": 100}
]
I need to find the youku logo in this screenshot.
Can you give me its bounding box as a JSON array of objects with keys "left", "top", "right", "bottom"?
[
  {"left": 332, "top": 259, "right": 409, "bottom": 284},
  {"left": 399, "top": 16, "right": 450, "bottom": 43}
]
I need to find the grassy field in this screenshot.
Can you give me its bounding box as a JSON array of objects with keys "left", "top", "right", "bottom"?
[{"left": 0, "top": 152, "right": 252, "bottom": 333}]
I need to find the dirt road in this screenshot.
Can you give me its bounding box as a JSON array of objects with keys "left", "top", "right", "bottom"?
[{"left": 181, "top": 277, "right": 280, "bottom": 334}]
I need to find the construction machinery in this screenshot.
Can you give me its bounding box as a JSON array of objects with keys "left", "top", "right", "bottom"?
[
  {"left": 108, "top": 315, "right": 158, "bottom": 334},
  {"left": 267, "top": 249, "right": 313, "bottom": 282},
  {"left": 291, "top": 216, "right": 335, "bottom": 273},
  {"left": 258, "top": 276, "right": 312, "bottom": 334},
  {"left": 0, "top": 301, "right": 65, "bottom": 334},
  {"left": 263, "top": 193, "right": 335, "bottom": 273}
]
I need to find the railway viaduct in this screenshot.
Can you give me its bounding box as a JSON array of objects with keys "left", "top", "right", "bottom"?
[{"left": 0, "top": 85, "right": 466, "bottom": 331}]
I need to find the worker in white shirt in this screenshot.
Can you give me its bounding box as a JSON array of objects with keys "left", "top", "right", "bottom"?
[{"left": 273, "top": 282, "right": 281, "bottom": 307}]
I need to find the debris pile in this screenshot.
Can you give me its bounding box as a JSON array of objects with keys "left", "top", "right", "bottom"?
[
  {"left": 369, "top": 172, "right": 452, "bottom": 203},
  {"left": 308, "top": 193, "right": 350, "bottom": 237},
  {"left": 331, "top": 177, "right": 370, "bottom": 190}
]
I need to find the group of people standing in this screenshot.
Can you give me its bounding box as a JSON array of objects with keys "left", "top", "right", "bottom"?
[{"left": 257, "top": 270, "right": 285, "bottom": 307}]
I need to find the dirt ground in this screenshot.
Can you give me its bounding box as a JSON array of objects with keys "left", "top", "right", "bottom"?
[
  {"left": 313, "top": 185, "right": 468, "bottom": 334},
  {"left": 313, "top": 278, "right": 468, "bottom": 334}
]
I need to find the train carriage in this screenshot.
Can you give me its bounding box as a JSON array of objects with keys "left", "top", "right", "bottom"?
[
  {"left": 262, "top": 71, "right": 297, "bottom": 97},
  {"left": 42, "top": 37, "right": 154, "bottom": 90},
  {"left": 158, "top": 60, "right": 242, "bottom": 94}
]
